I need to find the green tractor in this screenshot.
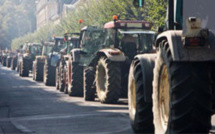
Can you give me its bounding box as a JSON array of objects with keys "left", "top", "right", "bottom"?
[
  {"left": 129, "top": 0, "right": 215, "bottom": 133},
  {"left": 32, "top": 42, "right": 54, "bottom": 81},
  {"left": 18, "top": 43, "right": 42, "bottom": 77},
  {"left": 63, "top": 26, "right": 104, "bottom": 97}
]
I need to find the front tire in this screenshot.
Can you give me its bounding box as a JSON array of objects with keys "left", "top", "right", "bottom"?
[
  {"left": 34, "top": 62, "right": 44, "bottom": 81},
  {"left": 128, "top": 58, "right": 155, "bottom": 133},
  {"left": 43, "top": 59, "right": 55, "bottom": 86},
  {"left": 6, "top": 58, "right": 12, "bottom": 68},
  {"left": 153, "top": 40, "right": 212, "bottom": 133},
  {"left": 59, "top": 62, "right": 65, "bottom": 92},
  {"left": 11, "top": 57, "right": 17, "bottom": 70},
  {"left": 19, "top": 59, "right": 29, "bottom": 77},
  {"left": 68, "top": 62, "right": 83, "bottom": 97},
  {"left": 96, "top": 57, "right": 121, "bottom": 104},
  {"left": 84, "top": 67, "right": 96, "bottom": 101}
]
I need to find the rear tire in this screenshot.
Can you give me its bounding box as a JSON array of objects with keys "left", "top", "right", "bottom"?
[
  {"left": 153, "top": 40, "right": 212, "bottom": 133},
  {"left": 84, "top": 67, "right": 96, "bottom": 101},
  {"left": 96, "top": 57, "right": 121, "bottom": 104},
  {"left": 128, "top": 58, "right": 155, "bottom": 133}
]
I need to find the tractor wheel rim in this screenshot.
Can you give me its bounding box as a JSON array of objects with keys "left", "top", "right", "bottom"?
[
  {"left": 159, "top": 64, "right": 169, "bottom": 130},
  {"left": 98, "top": 64, "right": 107, "bottom": 92},
  {"left": 130, "top": 75, "right": 136, "bottom": 117}
]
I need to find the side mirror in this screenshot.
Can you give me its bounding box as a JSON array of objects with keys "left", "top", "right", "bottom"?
[{"left": 133, "top": 0, "right": 144, "bottom": 8}]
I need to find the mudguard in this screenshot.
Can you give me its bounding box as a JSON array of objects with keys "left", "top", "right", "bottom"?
[
  {"left": 70, "top": 48, "right": 81, "bottom": 63},
  {"left": 156, "top": 30, "right": 215, "bottom": 61},
  {"left": 97, "top": 48, "right": 126, "bottom": 62},
  {"left": 134, "top": 54, "right": 156, "bottom": 103},
  {"left": 49, "top": 53, "right": 60, "bottom": 67}
]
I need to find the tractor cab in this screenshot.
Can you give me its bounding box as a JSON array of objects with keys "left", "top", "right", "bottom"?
[
  {"left": 63, "top": 33, "right": 80, "bottom": 54},
  {"left": 103, "top": 16, "right": 155, "bottom": 59},
  {"left": 52, "top": 37, "right": 66, "bottom": 54},
  {"left": 41, "top": 42, "right": 55, "bottom": 56},
  {"left": 23, "top": 43, "right": 42, "bottom": 58},
  {"left": 79, "top": 26, "right": 105, "bottom": 65}
]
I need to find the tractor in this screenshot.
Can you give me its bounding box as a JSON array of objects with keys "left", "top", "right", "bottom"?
[
  {"left": 55, "top": 33, "right": 80, "bottom": 93},
  {"left": 82, "top": 18, "right": 155, "bottom": 104},
  {"left": 128, "top": 0, "right": 215, "bottom": 133},
  {"left": 32, "top": 42, "right": 54, "bottom": 81},
  {"left": 43, "top": 37, "right": 65, "bottom": 86},
  {"left": 63, "top": 26, "right": 105, "bottom": 97},
  {"left": 18, "top": 43, "right": 42, "bottom": 77}
]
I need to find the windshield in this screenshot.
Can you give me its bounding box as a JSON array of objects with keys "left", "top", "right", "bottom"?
[
  {"left": 53, "top": 39, "right": 66, "bottom": 53},
  {"left": 81, "top": 30, "right": 105, "bottom": 55},
  {"left": 103, "top": 29, "right": 155, "bottom": 52},
  {"left": 30, "top": 45, "right": 42, "bottom": 55},
  {"left": 139, "top": 33, "right": 154, "bottom": 53},
  {"left": 43, "top": 45, "right": 54, "bottom": 56}
]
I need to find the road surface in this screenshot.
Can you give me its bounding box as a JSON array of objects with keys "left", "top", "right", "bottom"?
[
  {"left": 0, "top": 65, "right": 132, "bottom": 134},
  {"left": 0, "top": 65, "right": 214, "bottom": 134}
]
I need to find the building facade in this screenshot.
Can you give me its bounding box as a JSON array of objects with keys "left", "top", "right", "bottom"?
[{"left": 36, "top": 0, "right": 77, "bottom": 29}]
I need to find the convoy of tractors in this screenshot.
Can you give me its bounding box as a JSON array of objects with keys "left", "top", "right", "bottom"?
[{"left": 0, "top": 0, "right": 215, "bottom": 133}]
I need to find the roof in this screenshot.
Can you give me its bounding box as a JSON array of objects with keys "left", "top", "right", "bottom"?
[
  {"left": 27, "top": 43, "right": 42, "bottom": 46},
  {"left": 104, "top": 20, "right": 153, "bottom": 30},
  {"left": 43, "top": 42, "right": 55, "bottom": 46},
  {"left": 81, "top": 26, "right": 100, "bottom": 31}
]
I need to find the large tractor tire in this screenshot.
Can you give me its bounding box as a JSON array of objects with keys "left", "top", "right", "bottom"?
[
  {"left": 11, "top": 58, "right": 17, "bottom": 70},
  {"left": 152, "top": 40, "right": 212, "bottom": 133},
  {"left": 59, "top": 62, "right": 65, "bottom": 92},
  {"left": 211, "top": 64, "right": 215, "bottom": 115},
  {"left": 68, "top": 62, "right": 83, "bottom": 97},
  {"left": 6, "top": 58, "right": 12, "bottom": 68},
  {"left": 43, "top": 60, "right": 55, "bottom": 86},
  {"left": 2, "top": 57, "right": 6, "bottom": 66},
  {"left": 96, "top": 57, "right": 121, "bottom": 104},
  {"left": 128, "top": 56, "right": 155, "bottom": 133},
  {"left": 19, "top": 59, "right": 30, "bottom": 77},
  {"left": 84, "top": 67, "right": 96, "bottom": 101},
  {"left": 33, "top": 62, "right": 44, "bottom": 81}
]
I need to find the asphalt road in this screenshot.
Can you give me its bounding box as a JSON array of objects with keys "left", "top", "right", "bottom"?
[
  {"left": 0, "top": 65, "right": 215, "bottom": 134},
  {"left": 0, "top": 65, "right": 133, "bottom": 134}
]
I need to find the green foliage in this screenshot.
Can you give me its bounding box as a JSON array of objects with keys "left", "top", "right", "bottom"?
[
  {"left": 0, "top": 0, "right": 36, "bottom": 50},
  {"left": 145, "top": 0, "right": 167, "bottom": 30},
  {"left": 11, "top": 0, "right": 167, "bottom": 50}
]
